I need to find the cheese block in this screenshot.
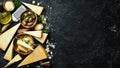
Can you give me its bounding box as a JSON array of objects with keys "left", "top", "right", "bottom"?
[
  {"left": 24, "top": 31, "right": 42, "bottom": 38},
  {"left": 34, "top": 33, "right": 48, "bottom": 44},
  {"left": 18, "top": 45, "right": 48, "bottom": 67},
  {"left": 4, "top": 40, "right": 14, "bottom": 61},
  {"left": 4, "top": 54, "right": 22, "bottom": 68},
  {"left": 0, "top": 23, "right": 20, "bottom": 51},
  {"left": 22, "top": 2, "right": 44, "bottom": 15}
]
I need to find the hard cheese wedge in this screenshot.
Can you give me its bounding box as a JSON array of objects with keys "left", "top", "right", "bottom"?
[
  {"left": 0, "top": 23, "right": 20, "bottom": 51},
  {"left": 24, "top": 31, "right": 42, "bottom": 38},
  {"left": 4, "top": 54, "right": 22, "bottom": 68},
  {"left": 4, "top": 40, "right": 14, "bottom": 61},
  {"left": 18, "top": 45, "right": 48, "bottom": 67},
  {"left": 34, "top": 33, "right": 48, "bottom": 44},
  {"left": 22, "top": 2, "right": 44, "bottom": 15}
]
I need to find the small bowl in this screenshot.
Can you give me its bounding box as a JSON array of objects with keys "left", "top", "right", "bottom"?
[
  {"left": 20, "top": 10, "right": 37, "bottom": 29},
  {"left": 0, "top": 5, "right": 12, "bottom": 32},
  {"left": 13, "top": 34, "right": 34, "bottom": 55},
  {"left": 3, "top": 0, "right": 15, "bottom": 11}
]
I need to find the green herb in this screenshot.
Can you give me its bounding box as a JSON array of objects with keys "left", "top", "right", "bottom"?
[
  {"left": 21, "top": 38, "right": 26, "bottom": 42},
  {"left": 21, "top": 39, "right": 31, "bottom": 45},
  {"left": 13, "top": 0, "right": 21, "bottom": 7},
  {"left": 24, "top": 40, "right": 29, "bottom": 44},
  {"left": 43, "top": 28, "right": 49, "bottom": 33},
  {"left": 38, "top": 15, "right": 46, "bottom": 23},
  {"left": 33, "top": 44, "right": 39, "bottom": 47},
  {"left": 15, "top": 36, "right": 21, "bottom": 40}
]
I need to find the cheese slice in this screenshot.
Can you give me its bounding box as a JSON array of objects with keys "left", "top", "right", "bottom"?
[
  {"left": 18, "top": 45, "right": 48, "bottom": 67},
  {"left": 4, "top": 40, "right": 14, "bottom": 61},
  {"left": 34, "top": 33, "right": 48, "bottom": 44},
  {"left": 24, "top": 31, "right": 42, "bottom": 38},
  {"left": 18, "top": 45, "right": 28, "bottom": 53},
  {"left": 17, "top": 39, "right": 34, "bottom": 50},
  {"left": 4, "top": 54, "right": 22, "bottom": 68},
  {"left": 22, "top": 2, "right": 44, "bottom": 15},
  {"left": 0, "top": 23, "right": 20, "bottom": 51}
]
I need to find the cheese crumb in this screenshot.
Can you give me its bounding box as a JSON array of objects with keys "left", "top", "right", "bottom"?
[
  {"left": 37, "top": 3, "right": 40, "bottom": 6},
  {"left": 32, "top": 0, "right": 36, "bottom": 4}
]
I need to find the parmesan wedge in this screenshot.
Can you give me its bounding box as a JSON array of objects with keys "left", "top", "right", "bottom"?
[
  {"left": 24, "top": 31, "right": 42, "bottom": 38},
  {"left": 18, "top": 45, "right": 48, "bottom": 67},
  {"left": 34, "top": 33, "right": 48, "bottom": 44},
  {"left": 22, "top": 2, "right": 44, "bottom": 15},
  {"left": 4, "top": 40, "right": 14, "bottom": 61},
  {"left": 0, "top": 23, "right": 20, "bottom": 51},
  {"left": 4, "top": 54, "right": 22, "bottom": 68}
]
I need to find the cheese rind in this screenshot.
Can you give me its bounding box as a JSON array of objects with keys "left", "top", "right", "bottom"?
[
  {"left": 4, "top": 40, "right": 14, "bottom": 61},
  {"left": 22, "top": 2, "right": 44, "bottom": 15},
  {"left": 24, "top": 31, "right": 42, "bottom": 38},
  {"left": 34, "top": 33, "right": 48, "bottom": 44},
  {"left": 4, "top": 54, "right": 22, "bottom": 68},
  {"left": 18, "top": 45, "right": 48, "bottom": 67},
  {"left": 0, "top": 23, "right": 20, "bottom": 51}
]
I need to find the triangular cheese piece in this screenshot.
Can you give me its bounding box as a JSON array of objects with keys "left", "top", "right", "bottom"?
[
  {"left": 22, "top": 2, "right": 44, "bottom": 15},
  {"left": 18, "top": 45, "right": 48, "bottom": 67},
  {"left": 4, "top": 54, "right": 22, "bottom": 68},
  {"left": 34, "top": 33, "right": 48, "bottom": 44},
  {"left": 4, "top": 40, "right": 14, "bottom": 61},
  {"left": 24, "top": 31, "right": 42, "bottom": 38},
  {"left": 0, "top": 23, "right": 20, "bottom": 51}
]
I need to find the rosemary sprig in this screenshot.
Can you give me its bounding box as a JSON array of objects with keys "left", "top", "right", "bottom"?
[
  {"left": 38, "top": 15, "right": 47, "bottom": 23},
  {"left": 13, "top": 0, "right": 21, "bottom": 7},
  {"left": 43, "top": 28, "right": 49, "bottom": 33}
]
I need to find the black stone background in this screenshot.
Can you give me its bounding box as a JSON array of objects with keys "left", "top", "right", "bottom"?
[{"left": 1, "top": 0, "right": 120, "bottom": 68}]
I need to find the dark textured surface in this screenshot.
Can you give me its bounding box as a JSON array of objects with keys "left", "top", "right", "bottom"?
[{"left": 1, "top": 0, "right": 120, "bottom": 68}]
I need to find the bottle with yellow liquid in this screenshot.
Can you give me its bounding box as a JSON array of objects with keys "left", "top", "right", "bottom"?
[{"left": 0, "top": 11, "right": 11, "bottom": 24}]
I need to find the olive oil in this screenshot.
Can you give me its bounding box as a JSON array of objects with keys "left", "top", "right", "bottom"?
[{"left": 0, "top": 11, "right": 11, "bottom": 24}]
